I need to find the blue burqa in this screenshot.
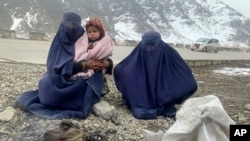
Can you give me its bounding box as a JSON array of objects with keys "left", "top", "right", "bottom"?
[
  {"left": 114, "top": 31, "right": 197, "bottom": 119},
  {"left": 17, "top": 12, "right": 104, "bottom": 119}
]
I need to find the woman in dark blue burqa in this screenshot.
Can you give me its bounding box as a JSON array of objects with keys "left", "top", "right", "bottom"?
[
  {"left": 114, "top": 31, "right": 197, "bottom": 119},
  {"left": 17, "top": 12, "right": 112, "bottom": 119}
]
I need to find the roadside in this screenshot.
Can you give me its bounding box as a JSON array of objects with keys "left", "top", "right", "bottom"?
[
  {"left": 0, "top": 60, "right": 249, "bottom": 140},
  {"left": 1, "top": 38, "right": 250, "bottom": 65}
]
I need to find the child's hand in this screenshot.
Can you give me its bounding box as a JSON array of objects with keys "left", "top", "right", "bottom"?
[
  {"left": 86, "top": 59, "right": 102, "bottom": 71},
  {"left": 86, "top": 59, "right": 109, "bottom": 71},
  {"left": 94, "top": 60, "right": 109, "bottom": 71},
  {"left": 100, "top": 60, "right": 109, "bottom": 69}
]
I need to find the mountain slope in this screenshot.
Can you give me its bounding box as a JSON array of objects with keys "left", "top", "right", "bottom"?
[{"left": 0, "top": 0, "right": 249, "bottom": 45}]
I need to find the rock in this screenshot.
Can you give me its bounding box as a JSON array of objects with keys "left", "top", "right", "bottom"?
[
  {"left": 197, "top": 81, "right": 205, "bottom": 84},
  {"left": 237, "top": 113, "right": 247, "bottom": 122},
  {"left": 0, "top": 106, "right": 16, "bottom": 122},
  {"left": 92, "top": 100, "right": 116, "bottom": 120},
  {"left": 244, "top": 103, "right": 250, "bottom": 111},
  {"left": 1, "top": 60, "right": 250, "bottom": 141}
]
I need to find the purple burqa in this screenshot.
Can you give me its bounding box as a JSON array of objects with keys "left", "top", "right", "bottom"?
[
  {"left": 114, "top": 31, "right": 197, "bottom": 119},
  {"left": 17, "top": 12, "right": 103, "bottom": 119}
]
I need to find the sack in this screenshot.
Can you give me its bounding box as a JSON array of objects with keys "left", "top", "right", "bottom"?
[{"left": 143, "top": 95, "right": 235, "bottom": 141}]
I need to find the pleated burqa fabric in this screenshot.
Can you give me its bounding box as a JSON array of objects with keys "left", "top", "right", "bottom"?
[
  {"left": 17, "top": 12, "right": 103, "bottom": 119},
  {"left": 114, "top": 31, "right": 197, "bottom": 119}
]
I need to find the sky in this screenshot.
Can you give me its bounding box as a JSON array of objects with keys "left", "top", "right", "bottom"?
[{"left": 221, "top": 0, "right": 250, "bottom": 18}]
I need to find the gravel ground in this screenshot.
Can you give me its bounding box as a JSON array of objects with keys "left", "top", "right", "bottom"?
[{"left": 0, "top": 60, "right": 249, "bottom": 141}]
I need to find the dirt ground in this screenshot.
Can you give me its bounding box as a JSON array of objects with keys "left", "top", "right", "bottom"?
[
  {"left": 187, "top": 60, "right": 250, "bottom": 124},
  {"left": 104, "top": 60, "right": 250, "bottom": 124},
  {"left": 0, "top": 60, "right": 249, "bottom": 141}
]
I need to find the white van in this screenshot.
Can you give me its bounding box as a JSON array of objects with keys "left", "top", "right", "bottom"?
[{"left": 191, "top": 38, "right": 220, "bottom": 53}]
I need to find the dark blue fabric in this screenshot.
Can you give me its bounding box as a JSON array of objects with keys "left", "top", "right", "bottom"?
[
  {"left": 114, "top": 31, "right": 197, "bottom": 119},
  {"left": 46, "top": 12, "right": 83, "bottom": 87},
  {"left": 17, "top": 71, "right": 103, "bottom": 119},
  {"left": 17, "top": 12, "right": 104, "bottom": 119}
]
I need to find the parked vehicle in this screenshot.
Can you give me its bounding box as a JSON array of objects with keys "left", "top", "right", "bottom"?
[{"left": 191, "top": 38, "right": 220, "bottom": 53}]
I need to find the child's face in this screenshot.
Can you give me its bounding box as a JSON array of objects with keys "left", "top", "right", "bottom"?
[{"left": 87, "top": 26, "right": 101, "bottom": 41}]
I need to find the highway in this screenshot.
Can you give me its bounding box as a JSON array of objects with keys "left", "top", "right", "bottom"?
[{"left": 0, "top": 38, "right": 249, "bottom": 65}]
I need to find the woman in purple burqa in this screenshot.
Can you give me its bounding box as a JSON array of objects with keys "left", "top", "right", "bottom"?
[
  {"left": 17, "top": 12, "right": 113, "bottom": 119},
  {"left": 114, "top": 31, "right": 197, "bottom": 119}
]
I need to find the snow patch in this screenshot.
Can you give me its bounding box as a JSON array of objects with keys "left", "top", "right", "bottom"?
[{"left": 213, "top": 67, "right": 250, "bottom": 76}]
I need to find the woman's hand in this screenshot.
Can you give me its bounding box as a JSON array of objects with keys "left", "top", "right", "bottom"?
[{"left": 86, "top": 59, "right": 109, "bottom": 71}]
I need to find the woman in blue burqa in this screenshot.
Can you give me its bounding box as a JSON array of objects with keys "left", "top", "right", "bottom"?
[
  {"left": 16, "top": 12, "right": 113, "bottom": 119},
  {"left": 114, "top": 31, "right": 197, "bottom": 119}
]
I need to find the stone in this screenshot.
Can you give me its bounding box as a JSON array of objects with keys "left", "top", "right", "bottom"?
[
  {"left": 0, "top": 106, "right": 16, "bottom": 122},
  {"left": 92, "top": 100, "right": 116, "bottom": 120},
  {"left": 244, "top": 103, "right": 250, "bottom": 110}
]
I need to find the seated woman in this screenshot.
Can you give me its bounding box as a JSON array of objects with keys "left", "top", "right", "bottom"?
[
  {"left": 16, "top": 12, "right": 113, "bottom": 119},
  {"left": 113, "top": 31, "right": 197, "bottom": 119}
]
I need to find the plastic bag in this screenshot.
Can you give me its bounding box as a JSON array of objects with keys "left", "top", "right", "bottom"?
[{"left": 143, "top": 95, "right": 235, "bottom": 141}]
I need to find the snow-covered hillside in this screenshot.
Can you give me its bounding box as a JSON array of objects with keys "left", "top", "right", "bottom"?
[{"left": 0, "top": 0, "right": 249, "bottom": 46}]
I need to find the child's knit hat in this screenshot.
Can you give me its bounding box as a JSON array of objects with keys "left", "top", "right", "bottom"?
[{"left": 86, "top": 17, "right": 105, "bottom": 36}]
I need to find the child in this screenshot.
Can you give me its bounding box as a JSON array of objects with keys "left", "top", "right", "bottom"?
[{"left": 72, "top": 17, "right": 114, "bottom": 79}]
